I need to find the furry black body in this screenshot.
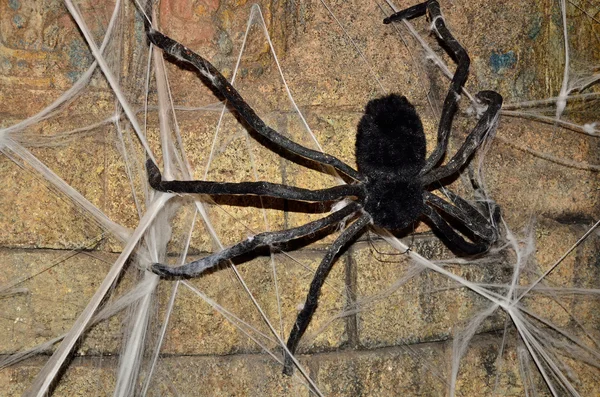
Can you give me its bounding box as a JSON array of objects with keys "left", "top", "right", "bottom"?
[{"left": 356, "top": 94, "right": 426, "bottom": 230}]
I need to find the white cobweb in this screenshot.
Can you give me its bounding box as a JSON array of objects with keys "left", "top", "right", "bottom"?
[{"left": 0, "top": 0, "right": 599, "bottom": 396}]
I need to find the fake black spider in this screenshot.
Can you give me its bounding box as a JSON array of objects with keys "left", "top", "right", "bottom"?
[{"left": 145, "top": 0, "right": 502, "bottom": 376}]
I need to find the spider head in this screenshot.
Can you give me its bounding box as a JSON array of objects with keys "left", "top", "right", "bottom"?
[{"left": 355, "top": 94, "right": 426, "bottom": 179}]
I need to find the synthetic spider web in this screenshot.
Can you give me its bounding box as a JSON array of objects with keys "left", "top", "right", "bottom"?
[{"left": 0, "top": 0, "right": 599, "bottom": 396}]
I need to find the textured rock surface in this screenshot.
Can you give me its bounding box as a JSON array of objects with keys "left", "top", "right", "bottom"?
[{"left": 1, "top": 0, "right": 599, "bottom": 395}]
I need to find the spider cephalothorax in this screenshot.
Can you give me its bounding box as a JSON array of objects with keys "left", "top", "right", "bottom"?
[{"left": 145, "top": 0, "right": 502, "bottom": 376}]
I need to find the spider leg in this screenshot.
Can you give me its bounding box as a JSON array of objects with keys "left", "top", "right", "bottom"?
[
  {"left": 146, "top": 29, "right": 364, "bottom": 182},
  {"left": 384, "top": 1, "right": 472, "bottom": 175},
  {"left": 147, "top": 160, "right": 365, "bottom": 202},
  {"left": 283, "top": 213, "right": 371, "bottom": 375},
  {"left": 424, "top": 191, "right": 499, "bottom": 244},
  {"left": 383, "top": 2, "right": 428, "bottom": 23},
  {"left": 422, "top": 201, "right": 496, "bottom": 255},
  {"left": 151, "top": 202, "right": 361, "bottom": 278},
  {"left": 421, "top": 91, "right": 502, "bottom": 185}
]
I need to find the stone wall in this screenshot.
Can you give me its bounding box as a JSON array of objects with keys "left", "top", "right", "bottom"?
[{"left": 1, "top": 0, "right": 599, "bottom": 395}]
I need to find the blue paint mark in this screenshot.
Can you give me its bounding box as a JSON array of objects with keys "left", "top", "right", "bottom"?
[
  {"left": 134, "top": 16, "right": 145, "bottom": 43},
  {"left": 66, "top": 71, "right": 82, "bottom": 83},
  {"left": 528, "top": 17, "right": 542, "bottom": 40},
  {"left": 13, "top": 14, "right": 24, "bottom": 28},
  {"left": 489, "top": 51, "right": 516, "bottom": 73},
  {"left": 66, "top": 39, "right": 93, "bottom": 82},
  {"left": 68, "top": 39, "right": 93, "bottom": 69},
  {"left": 0, "top": 56, "right": 12, "bottom": 72},
  {"left": 8, "top": 0, "right": 20, "bottom": 10}
]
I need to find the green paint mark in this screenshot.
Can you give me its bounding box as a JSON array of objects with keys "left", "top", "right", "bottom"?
[{"left": 489, "top": 51, "right": 516, "bottom": 73}]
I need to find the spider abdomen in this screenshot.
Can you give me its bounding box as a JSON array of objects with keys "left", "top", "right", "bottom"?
[{"left": 355, "top": 94, "right": 426, "bottom": 178}]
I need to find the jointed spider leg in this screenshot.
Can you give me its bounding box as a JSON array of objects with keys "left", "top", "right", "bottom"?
[
  {"left": 146, "top": 29, "right": 364, "bottom": 182},
  {"left": 422, "top": 205, "right": 492, "bottom": 255},
  {"left": 424, "top": 191, "right": 499, "bottom": 244},
  {"left": 151, "top": 202, "right": 361, "bottom": 278},
  {"left": 147, "top": 160, "right": 365, "bottom": 202},
  {"left": 283, "top": 212, "right": 371, "bottom": 375},
  {"left": 421, "top": 90, "right": 502, "bottom": 184},
  {"left": 385, "top": 0, "right": 471, "bottom": 175}
]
